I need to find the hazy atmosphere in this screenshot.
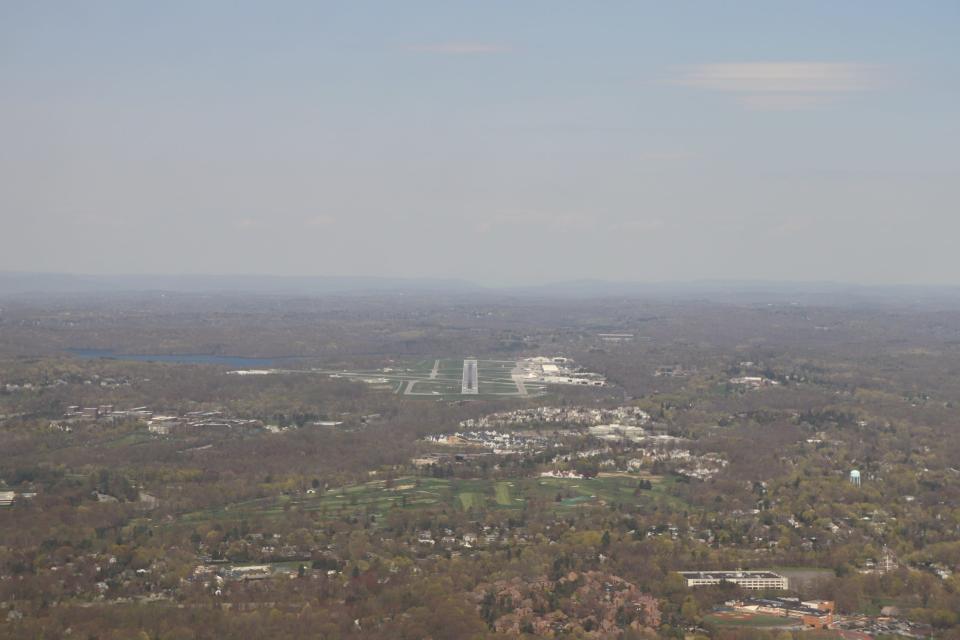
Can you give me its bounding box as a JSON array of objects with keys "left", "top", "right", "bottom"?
[
  {"left": 2, "top": 1, "right": 958, "bottom": 285},
  {"left": 7, "top": 5, "right": 960, "bottom": 638}
]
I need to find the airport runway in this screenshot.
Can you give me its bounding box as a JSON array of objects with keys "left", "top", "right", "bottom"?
[
  {"left": 461, "top": 359, "right": 478, "bottom": 394},
  {"left": 512, "top": 374, "right": 528, "bottom": 396}
]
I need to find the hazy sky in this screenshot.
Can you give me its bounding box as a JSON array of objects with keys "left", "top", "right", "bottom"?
[{"left": 2, "top": 1, "right": 958, "bottom": 285}]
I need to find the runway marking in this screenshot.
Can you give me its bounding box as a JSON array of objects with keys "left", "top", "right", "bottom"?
[{"left": 461, "top": 359, "right": 478, "bottom": 394}]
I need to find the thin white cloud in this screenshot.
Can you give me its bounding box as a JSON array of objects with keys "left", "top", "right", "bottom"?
[
  {"left": 473, "top": 211, "right": 670, "bottom": 235},
  {"left": 404, "top": 42, "right": 512, "bottom": 55},
  {"left": 735, "top": 93, "right": 831, "bottom": 111},
  {"left": 678, "top": 62, "right": 882, "bottom": 93},
  {"left": 305, "top": 214, "right": 337, "bottom": 228},
  {"left": 769, "top": 216, "right": 814, "bottom": 238},
  {"left": 674, "top": 62, "right": 886, "bottom": 110},
  {"left": 616, "top": 218, "right": 666, "bottom": 233},
  {"left": 472, "top": 209, "right": 594, "bottom": 234}
]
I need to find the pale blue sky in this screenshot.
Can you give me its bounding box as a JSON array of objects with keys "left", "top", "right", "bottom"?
[{"left": 2, "top": 1, "right": 958, "bottom": 285}]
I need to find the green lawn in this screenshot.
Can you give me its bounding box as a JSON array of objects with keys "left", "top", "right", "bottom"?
[
  {"left": 457, "top": 492, "right": 484, "bottom": 510},
  {"left": 705, "top": 614, "right": 798, "bottom": 628},
  {"left": 173, "top": 473, "right": 679, "bottom": 529}
]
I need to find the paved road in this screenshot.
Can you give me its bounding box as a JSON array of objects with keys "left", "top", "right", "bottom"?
[
  {"left": 461, "top": 359, "right": 478, "bottom": 394},
  {"left": 510, "top": 362, "right": 530, "bottom": 396},
  {"left": 511, "top": 374, "right": 528, "bottom": 397},
  {"left": 429, "top": 360, "right": 440, "bottom": 379}
]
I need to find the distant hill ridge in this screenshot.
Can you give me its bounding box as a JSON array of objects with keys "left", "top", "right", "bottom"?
[
  {"left": 0, "top": 272, "right": 482, "bottom": 296},
  {"left": 1, "top": 271, "right": 959, "bottom": 307}
]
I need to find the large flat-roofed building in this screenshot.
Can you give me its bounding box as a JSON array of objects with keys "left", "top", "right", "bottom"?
[
  {"left": 728, "top": 598, "right": 834, "bottom": 629},
  {"left": 678, "top": 570, "right": 788, "bottom": 590},
  {"left": 598, "top": 333, "right": 635, "bottom": 343}
]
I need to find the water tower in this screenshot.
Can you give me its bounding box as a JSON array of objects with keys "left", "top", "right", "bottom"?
[{"left": 849, "top": 469, "right": 861, "bottom": 487}]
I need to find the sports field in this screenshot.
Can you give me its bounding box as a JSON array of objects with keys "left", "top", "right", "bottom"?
[{"left": 705, "top": 612, "right": 800, "bottom": 628}]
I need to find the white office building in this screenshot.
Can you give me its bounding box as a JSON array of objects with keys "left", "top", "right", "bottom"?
[{"left": 678, "top": 571, "right": 789, "bottom": 590}]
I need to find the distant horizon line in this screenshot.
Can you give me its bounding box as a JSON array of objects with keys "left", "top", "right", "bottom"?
[{"left": 2, "top": 270, "right": 960, "bottom": 293}]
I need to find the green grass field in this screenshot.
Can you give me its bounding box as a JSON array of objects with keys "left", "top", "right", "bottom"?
[
  {"left": 773, "top": 566, "right": 834, "bottom": 587},
  {"left": 705, "top": 614, "right": 799, "bottom": 628},
  {"left": 457, "top": 492, "right": 484, "bottom": 510},
  {"left": 173, "top": 473, "right": 675, "bottom": 529},
  {"left": 494, "top": 482, "right": 512, "bottom": 505}
]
